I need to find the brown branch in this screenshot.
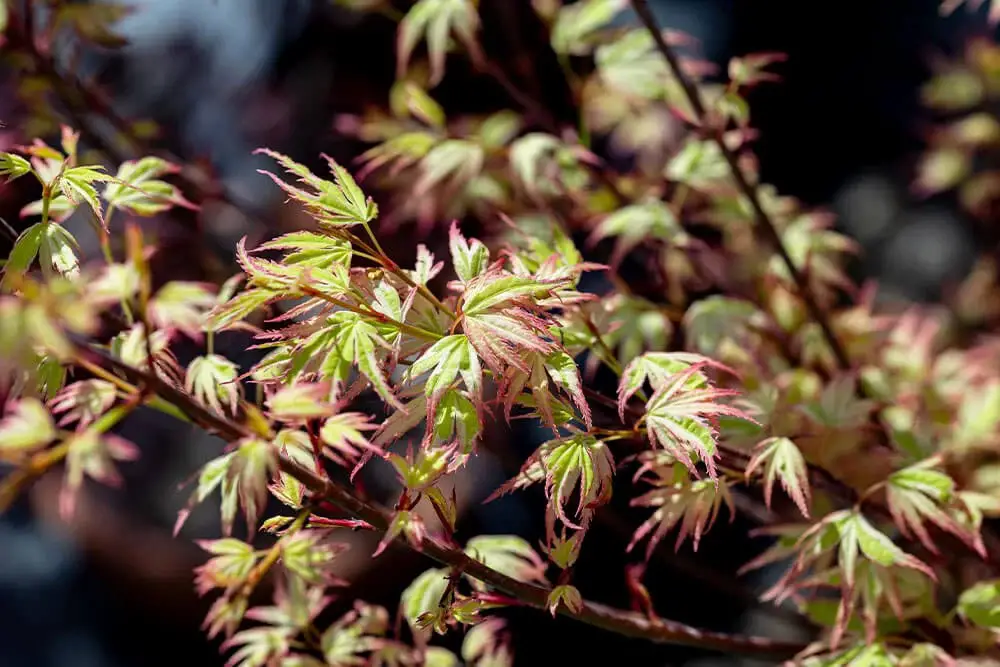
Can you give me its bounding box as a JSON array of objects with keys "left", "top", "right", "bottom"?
[
  {"left": 628, "top": 0, "right": 851, "bottom": 371},
  {"left": 68, "top": 338, "right": 806, "bottom": 658},
  {"left": 280, "top": 446, "right": 806, "bottom": 658}
]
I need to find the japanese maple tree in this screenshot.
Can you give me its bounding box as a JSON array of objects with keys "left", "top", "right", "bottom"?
[{"left": 2, "top": 1, "right": 1000, "bottom": 665}]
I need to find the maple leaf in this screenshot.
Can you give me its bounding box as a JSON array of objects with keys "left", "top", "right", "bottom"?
[
  {"left": 316, "top": 603, "right": 392, "bottom": 667},
  {"left": 255, "top": 230, "right": 353, "bottom": 271},
  {"left": 185, "top": 355, "right": 241, "bottom": 415},
  {"left": 319, "top": 412, "right": 380, "bottom": 467},
  {"left": 546, "top": 584, "right": 584, "bottom": 616},
  {"left": 61, "top": 429, "right": 140, "bottom": 519},
  {"left": 405, "top": 333, "right": 483, "bottom": 407},
  {"left": 958, "top": 579, "right": 1000, "bottom": 629},
  {"left": 270, "top": 430, "right": 317, "bottom": 509},
  {"left": 428, "top": 388, "right": 481, "bottom": 454},
  {"left": 414, "top": 139, "right": 485, "bottom": 198},
  {"left": 461, "top": 618, "right": 513, "bottom": 667},
  {"left": 255, "top": 149, "right": 377, "bottom": 227},
  {"left": 490, "top": 434, "right": 614, "bottom": 531},
  {"left": 642, "top": 364, "right": 751, "bottom": 480},
  {"left": 267, "top": 382, "right": 337, "bottom": 423},
  {"left": 177, "top": 438, "right": 278, "bottom": 536},
  {"left": 728, "top": 52, "right": 788, "bottom": 88},
  {"left": 763, "top": 510, "right": 936, "bottom": 648},
  {"left": 48, "top": 380, "right": 117, "bottom": 428},
  {"left": 589, "top": 199, "right": 687, "bottom": 267},
  {"left": 35, "top": 223, "right": 81, "bottom": 279},
  {"left": 508, "top": 133, "right": 588, "bottom": 198},
  {"left": 745, "top": 436, "right": 812, "bottom": 518},
  {"left": 885, "top": 460, "right": 982, "bottom": 556},
  {"left": 280, "top": 531, "right": 350, "bottom": 586},
  {"left": 0, "top": 397, "right": 58, "bottom": 457},
  {"left": 458, "top": 268, "right": 565, "bottom": 375},
  {"left": 464, "top": 535, "right": 549, "bottom": 589},
  {"left": 628, "top": 457, "right": 734, "bottom": 559},
  {"left": 683, "top": 295, "right": 762, "bottom": 357},
  {"left": 103, "top": 156, "right": 196, "bottom": 216},
  {"left": 400, "top": 568, "right": 449, "bottom": 640},
  {"left": 148, "top": 281, "right": 217, "bottom": 339},
  {"left": 769, "top": 212, "right": 858, "bottom": 302},
  {"left": 499, "top": 349, "right": 591, "bottom": 431},
  {"left": 194, "top": 538, "right": 259, "bottom": 596},
  {"left": 550, "top": 0, "right": 626, "bottom": 56},
  {"left": 325, "top": 310, "right": 404, "bottom": 410},
  {"left": 397, "top": 0, "right": 482, "bottom": 86},
  {"left": 617, "top": 351, "right": 729, "bottom": 420},
  {"left": 58, "top": 164, "right": 114, "bottom": 228}
]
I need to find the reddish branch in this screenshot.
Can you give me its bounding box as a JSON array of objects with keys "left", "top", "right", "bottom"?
[{"left": 70, "top": 339, "right": 806, "bottom": 658}]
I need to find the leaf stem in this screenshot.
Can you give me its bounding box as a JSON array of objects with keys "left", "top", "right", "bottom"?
[
  {"left": 298, "top": 284, "right": 443, "bottom": 342},
  {"left": 240, "top": 507, "right": 311, "bottom": 597},
  {"left": 347, "top": 228, "right": 454, "bottom": 319}
]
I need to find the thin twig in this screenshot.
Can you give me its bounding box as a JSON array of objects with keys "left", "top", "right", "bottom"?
[{"left": 628, "top": 0, "right": 851, "bottom": 371}]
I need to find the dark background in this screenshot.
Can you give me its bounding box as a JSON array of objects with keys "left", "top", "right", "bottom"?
[{"left": 0, "top": 1, "right": 995, "bottom": 666}]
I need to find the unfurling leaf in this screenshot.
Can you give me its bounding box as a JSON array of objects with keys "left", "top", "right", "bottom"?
[
  {"left": 319, "top": 412, "right": 379, "bottom": 466},
  {"left": 177, "top": 438, "right": 278, "bottom": 537},
  {"left": 957, "top": 579, "right": 1000, "bottom": 628},
  {"left": 491, "top": 434, "right": 614, "bottom": 531},
  {"left": 148, "top": 281, "right": 217, "bottom": 339},
  {"left": 546, "top": 584, "right": 583, "bottom": 616},
  {"left": 0, "top": 398, "right": 57, "bottom": 456},
  {"left": 194, "top": 538, "right": 259, "bottom": 596},
  {"left": 0, "top": 152, "right": 32, "bottom": 181},
  {"left": 256, "top": 149, "right": 377, "bottom": 227},
  {"left": 745, "top": 436, "right": 811, "bottom": 517},
  {"left": 186, "top": 355, "right": 241, "bottom": 415},
  {"left": 280, "top": 531, "right": 349, "bottom": 585},
  {"left": 49, "top": 380, "right": 117, "bottom": 428},
  {"left": 397, "top": 0, "right": 482, "bottom": 85},
  {"left": 400, "top": 568, "right": 449, "bottom": 635},
  {"left": 448, "top": 222, "right": 490, "bottom": 283},
  {"left": 38, "top": 223, "right": 80, "bottom": 279},
  {"left": 103, "top": 156, "right": 195, "bottom": 215},
  {"left": 62, "top": 429, "right": 139, "bottom": 519},
  {"left": 224, "top": 438, "right": 279, "bottom": 535},
  {"left": 464, "top": 535, "right": 548, "bottom": 588},
  {"left": 267, "top": 382, "right": 336, "bottom": 422}
]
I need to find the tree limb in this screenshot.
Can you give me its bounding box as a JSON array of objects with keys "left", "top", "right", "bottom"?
[{"left": 70, "top": 339, "right": 807, "bottom": 658}]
